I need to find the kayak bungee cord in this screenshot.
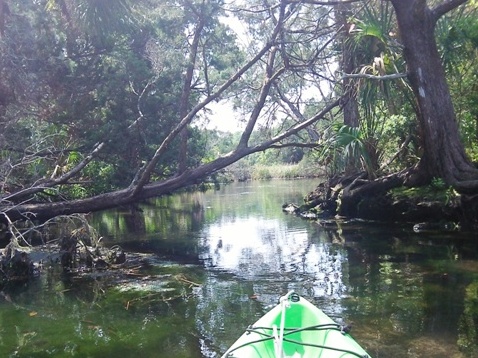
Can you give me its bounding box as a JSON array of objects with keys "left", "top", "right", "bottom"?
[
  {"left": 222, "top": 291, "right": 370, "bottom": 358},
  {"left": 224, "top": 324, "right": 368, "bottom": 358},
  {"left": 278, "top": 338, "right": 369, "bottom": 358}
]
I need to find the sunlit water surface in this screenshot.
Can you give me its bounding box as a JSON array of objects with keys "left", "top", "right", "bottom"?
[{"left": 1, "top": 179, "right": 477, "bottom": 357}]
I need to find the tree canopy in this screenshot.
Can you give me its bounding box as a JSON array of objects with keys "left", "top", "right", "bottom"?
[{"left": 1, "top": 0, "right": 477, "bottom": 224}]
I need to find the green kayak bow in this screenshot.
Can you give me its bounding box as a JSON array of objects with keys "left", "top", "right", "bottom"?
[{"left": 222, "top": 291, "right": 370, "bottom": 358}]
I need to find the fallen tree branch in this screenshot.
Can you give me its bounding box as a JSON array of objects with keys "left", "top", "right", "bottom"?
[
  {"left": 128, "top": 23, "right": 283, "bottom": 197},
  {"left": 2, "top": 142, "right": 105, "bottom": 203}
]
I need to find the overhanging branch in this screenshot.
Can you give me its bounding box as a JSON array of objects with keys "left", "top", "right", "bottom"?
[
  {"left": 286, "top": 0, "right": 364, "bottom": 5},
  {"left": 2, "top": 142, "right": 105, "bottom": 203},
  {"left": 341, "top": 72, "right": 408, "bottom": 80},
  {"left": 251, "top": 97, "right": 342, "bottom": 152},
  {"left": 431, "top": 0, "right": 468, "bottom": 21},
  {"left": 128, "top": 14, "right": 286, "bottom": 197},
  {"left": 269, "top": 142, "right": 320, "bottom": 149}
]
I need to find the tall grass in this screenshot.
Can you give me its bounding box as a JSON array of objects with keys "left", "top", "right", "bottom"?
[{"left": 224, "top": 158, "right": 325, "bottom": 182}]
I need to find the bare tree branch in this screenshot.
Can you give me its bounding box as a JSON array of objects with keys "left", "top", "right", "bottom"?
[
  {"left": 128, "top": 2, "right": 288, "bottom": 197},
  {"left": 269, "top": 142, "right": 320, "bottom": 149},
  {"left": 2, "top": 142, "right": 105, "bottom": 203},
  {"left": 431, "top": 0, "right": 469, "bottom": 21},
  {"left": 178, "top": 2, "right": 207, "bottom": 175},
  {"left": 286, "top": 0, "right": 365, "bottom": 5},
  {"left": 341, "top": 72, "right": 408, "bottom": 80},
  {"left": 252, "top": 97, "right": 342, "bottom": 152}
]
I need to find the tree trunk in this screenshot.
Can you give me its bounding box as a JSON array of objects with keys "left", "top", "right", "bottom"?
[
  {"left": 0, "top": 0, "right": 5, "bottom": 38},
  {"left": 390, "top": 0, "right": 478, "bottom": 192},
  {"left": 5, "top": 150, "right": 242, "bottom": 222},
  {"left": 3, "top": 94, "right": 343, "bottom": 223},
  {"left": 335, "top": 2, "right": 359, "bottom": 129},
  {"left": 335, "top": 1, "right": 361, "bottom": 175},
  {"left": 178, "top": 7, "right": 206, "bottom": 175}
]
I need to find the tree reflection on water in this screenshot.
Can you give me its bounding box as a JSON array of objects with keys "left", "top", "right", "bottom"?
[{"left": 91, "top": 179, "right": 478, "bottom": 357}]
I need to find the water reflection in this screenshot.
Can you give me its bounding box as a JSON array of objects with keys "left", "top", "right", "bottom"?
[
  {"left": 92, "top": 180, "right": 478, "bottom": 357},
  {"left": 199, "top": 219, "right": 347, "bottom": 300},
  {"left": 1, "top": 180, "right": 477, "bottom": 357}
]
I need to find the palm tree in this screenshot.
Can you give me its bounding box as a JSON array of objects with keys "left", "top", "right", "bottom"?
[
  {"left": 332, "top": 0, "right": 411, "bottom": 177},
  {"left": 318, "top": 123, "right": 375, "bottom": 178},
  {"left": 46, "top": 0, "right": 136, "bottom": 49}
]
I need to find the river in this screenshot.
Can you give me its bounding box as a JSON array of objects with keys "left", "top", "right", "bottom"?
[{"left": 1, "top": 179, "right": 477, "bottom": 357}]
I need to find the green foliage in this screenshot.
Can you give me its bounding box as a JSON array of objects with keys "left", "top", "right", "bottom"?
[
  {"left": 435, "top": 6, "right": 478, "bottom": 162},
  {"left": 317, "top": 123, "right": 375, "bottom": 177},
  {"left": 0, "top": 0, "right": 246, "bottom": 200},
  {"left": 46, "top": 0, "right": 137, "bottom": 48},
  {"left": 389, "top": 178, "right": 459, "bottom": 206},
  {"left": 380, "top": 114, "right": 419, "bottom": 171}
]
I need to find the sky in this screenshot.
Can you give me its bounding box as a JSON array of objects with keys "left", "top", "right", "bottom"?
[
  {"left": 206, "top": 101, "right": 245, "bottom": 132},
  {"left": 201, "top": 5, "right": 334, "bottom": 133},
  {"left": 202, "top": 12, "right": 250, "bottom": 132}
]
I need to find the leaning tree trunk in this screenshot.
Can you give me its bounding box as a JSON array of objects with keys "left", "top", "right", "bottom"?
[
  {"left": 390, "top": 0, "right": 478, "bottom": 192},
  {"left": 335, "top": 2, "right": 361, "bottom": 175}
]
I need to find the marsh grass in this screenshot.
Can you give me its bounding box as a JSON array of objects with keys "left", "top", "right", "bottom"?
[{"left": 246, "top": 161, "right": 325, "bottom": 180}]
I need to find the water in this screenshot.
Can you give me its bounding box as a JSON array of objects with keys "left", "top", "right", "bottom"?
[{"left": 1, "top": 179, "right": 478, "bottom": 357}]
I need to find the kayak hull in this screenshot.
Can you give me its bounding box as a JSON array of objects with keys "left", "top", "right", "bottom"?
[{"left": 221, "top": 293, "right": 370, "bottom": 358}]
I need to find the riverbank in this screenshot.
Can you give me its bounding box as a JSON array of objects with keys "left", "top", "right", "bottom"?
[{"left": 285, "top": 176, "right": 478, "bottom": 231}]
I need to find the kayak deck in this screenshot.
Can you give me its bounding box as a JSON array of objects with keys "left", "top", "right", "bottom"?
[{"left": 222, "top": 292, "right": 370, "bottom": 358}]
